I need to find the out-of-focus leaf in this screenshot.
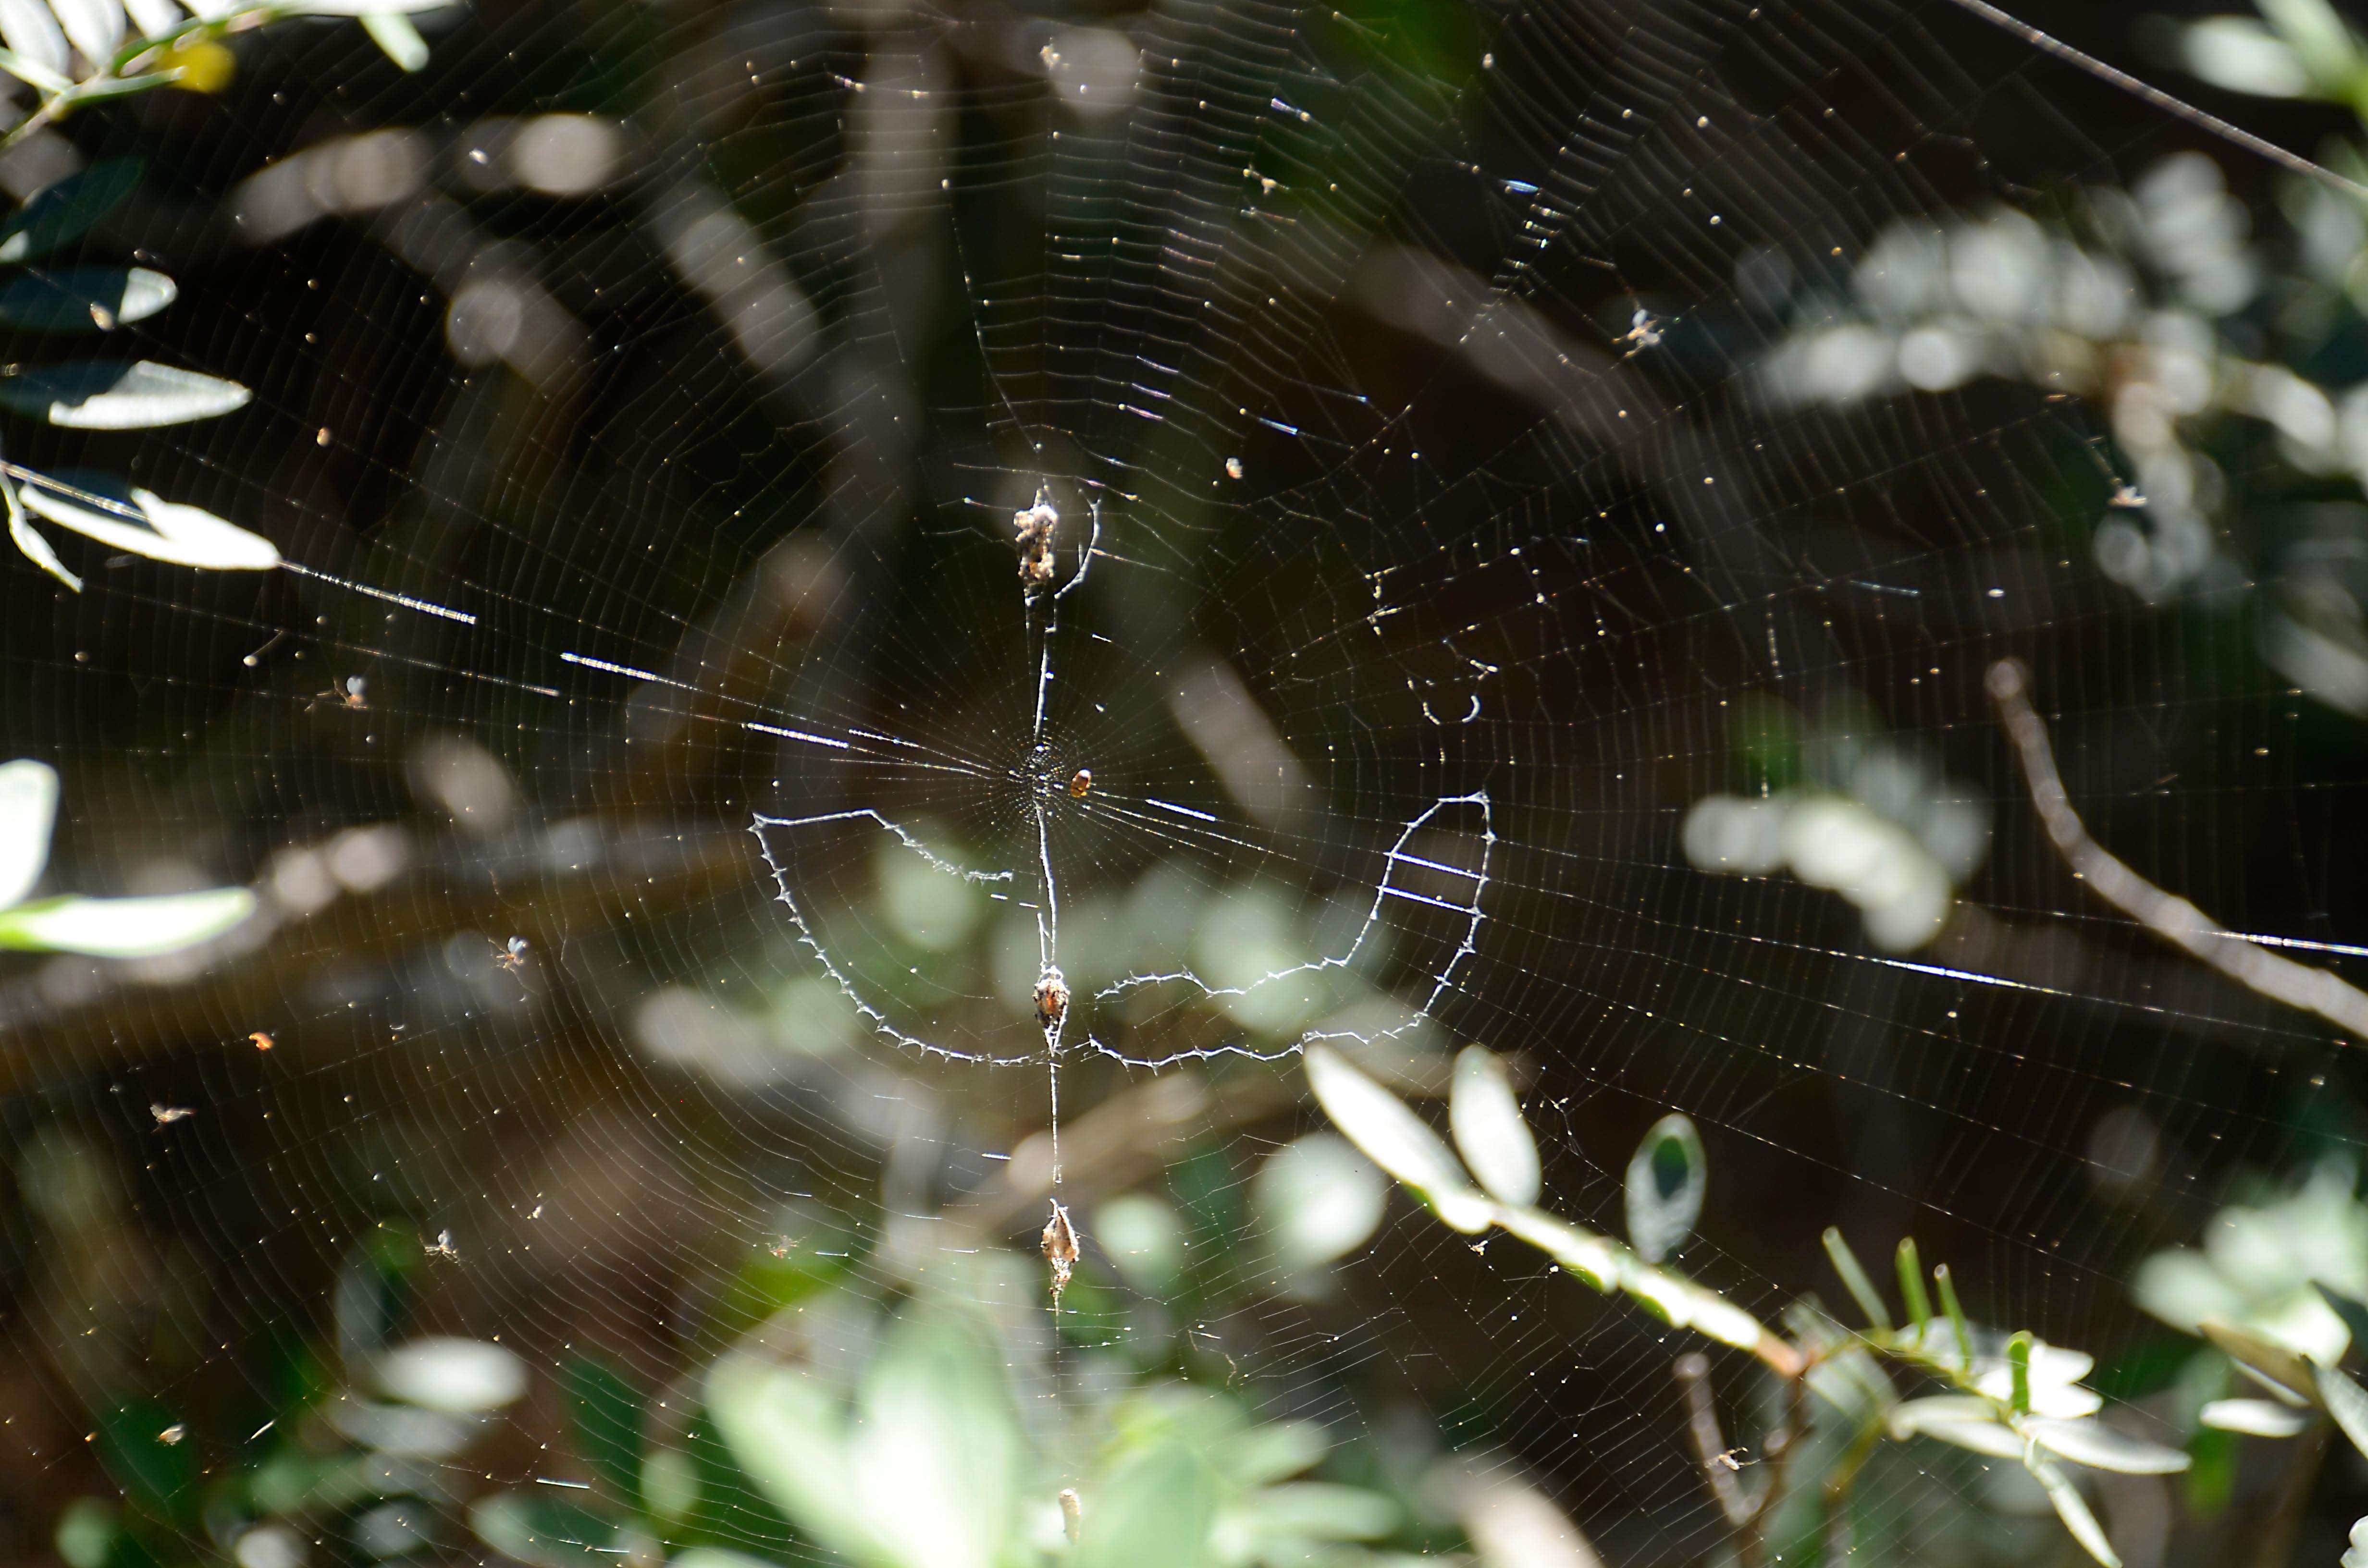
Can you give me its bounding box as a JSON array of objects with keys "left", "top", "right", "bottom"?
[
  {"left": 2199, "top": 1398, "right": 2309, "bottom": 1437},
  {"left": 1252, "top": 1132, "right": 1385, "bottom": 1270},
  {"left": 563, "top": 1356, "right": 643, "bottom": 1504},
  {"left": 1450, "top": 1046, "right": 1540, "bottom": 1206},
  {"left": 377, "top": 1337, "right": 527, "bottom": 1413},
  {"left": 280, "top": 0, "right": 456, "bottom": 11},
  {"left": 0, "top": 0, "right": 68, "bottom": 83},
  {"left": 2318, "top": 1282, "right": 2368, "bottom": 1354},
  {"left": 1887, "top": 1395, "right": 2023, "bottom": 1458},
  {"left": 2318, "top": 1363, "right": 2368, "bottom": 1462},
  {"left": 2178, "top": 17, "right": 2312, "bottom": 97},
  {"left": 2257, "top": 0, "right": 2363, "bottom": 86},
  {"left": 0, "top": 887, "right": 252, "bottom": 955},
  {"left": 641, "top": 1449, "right": 698, "bottom": 1523},
  {"left": 1216, "top": 1419, "right": 1327, "bottom": 1487},
  {"left": 1235, "top": 1481, "right": 1396, "bottom": 1540},
  {"left": 2199, "top": 1317, "right": 2316, "bottom": 1402},
  {"left": 1624, "top": 1114, "right": 1704, "bottom": 1264},
  {"left": 47, "top": 0, "right": 124, "bottom": 67},
  {"left": 467, "top": 1494, "right": 634, "bottom": 1568},
  {"left": 2346, "top": 1514, "right": 2368, "bottom": 1568},
  {"left": 0, "top": 161, "right": 141, "bottom": 264},
  {"left": 2027, "top": 1418, "right": 2190, "bottom": 1474},
  {"left": 846, "top": 1310, "right": 1024, "bottom": 1568},
  {"left": 671, "top": 1551, "right": 784, "bottom": 1568},
  {"left": 2030, "top": 1457, "right": 2121, "bottom": 1568},
  {"left": 1073, "top": 1440, "right": 1215, "bottom": 1568},
  {"left": 704, "top": 1355, "right": 862, "bottom": 1558},
  {"left": 1305, "top": 1043, "right": 1489, "bottom": 1232},
  {"left": 0, "top": 267, "right": 175, "bottom": 331},
  {"left": 52, "top": 1499, "right": 114, "bottom": 1568},
  {"left": 0, "top": 757, "right": 58, "bottom": 909},
  {"left": 1822, "top": 1227, "right": 1892, "bottom": 1331},
  {"left": 20, "top": 471, "right": 277, "bottom": 569},
  {"left": 0, "top": 360, "right": 249, "bottom": 428},
  {"left": 358, "top": 9, "right": 424, "bottom": 68}
]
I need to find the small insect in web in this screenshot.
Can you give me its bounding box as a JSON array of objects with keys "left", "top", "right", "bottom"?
[
  {"left": 157, "top": 1423, "right": 184, "bottom": 1446},
  {"left": 150, "top": 1103, "right": 192, "bottom": 1126},
  {"left": 1712, "top": 1448, "right": 1758, "bottom": 1472},
  {"left": 423, "top": 1229, "right": 458, "bottom": 1261},
  {"left": 494, "top": 935, "right": 529, "bottom": 974},
  {"left": 310, "top": 675, "right": 366, "bottom": 712},
  {"left": 2109, "top": 483, "right": 2147, "bottom": 508},
  {"left": 1034, "top": 965, "right": 1070, "bottom": 1030},
  {"left": 766, "top": 1236, "right": 792, "bottom": 1259},
  {"left": 1013, "top": 498, "right": 1060, "bottom": 588},
  {"left": 1225, "top": 457, "right": 1244, "bottom": 480},
  {"left": 1623, "top": 306, "right": 1664, "bottom": 355},
  {"left": 1041, "top": 1200, "right": 1080, "bottom": 1304},
  {"left": 249, "top": 1031, "right": 273, "bottom": 1052},
  {"left": 1067, "top": 768, "right": 1092, "bottom": 799}
]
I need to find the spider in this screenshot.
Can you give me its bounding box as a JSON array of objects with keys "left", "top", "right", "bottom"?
[
  {"left": 423, "top": 1229, "right": 458, "bottom": 1261},
  {"left": 494, "top": 935, "right": 529, "bottom": 973},
  {"left": 1034, "top": 965, "right": 1070, "bottom": 1029},
  {"left": 310, "top": 675, "right": 366, "bottom": 712}
]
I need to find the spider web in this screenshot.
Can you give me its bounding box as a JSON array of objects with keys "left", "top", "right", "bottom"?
[{"left": 0, "top": 0, "right": 2359, "bottom": 1561}]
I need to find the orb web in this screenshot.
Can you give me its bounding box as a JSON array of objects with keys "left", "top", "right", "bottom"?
[{"left": 0, "top": 0, "right": 2357, "bottom": 1560}]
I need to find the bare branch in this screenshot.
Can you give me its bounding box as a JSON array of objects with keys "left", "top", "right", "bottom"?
[{"left": 1986, "top": 659, "right": 2368, "bottom": 1040}]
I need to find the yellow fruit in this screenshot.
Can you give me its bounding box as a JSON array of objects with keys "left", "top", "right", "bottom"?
[{"left": 161, "top": 37, "right": 235, "bottom": 95}]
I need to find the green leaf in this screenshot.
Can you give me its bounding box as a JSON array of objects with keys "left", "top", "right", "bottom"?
[
  {"left": 1073, "top": 1440, "right": 1216, "bottom": 1568},
  {"left": 0, "top": 43, "right": 70, "bottom": 94},
  {"left": 2317, "top": 1283, "right": 2368, "bottom": 1357},
  {"left": 1935, "top": 1263, "right": 1975, "bottom": 1371},
  {"left": 46, "top": 0, "right": 123, "bottom": 72},
  {"left": 2030, "top": 1457, "right": 2121, "bottom": 1568},
  {"left": 0, "top": 360, "right": 249, "bottom": 428},
  {"left": 703, "top": 1355, "right": 862, "bottom": 1558},
  {"left": 1896, "top": 1238, "right": 1933, "bottom": 1327},
  {"left": 845, "top": 1310, "right": 1024, "bottom": 1568},
  {"left": 0, "top": 887, "right": 252, "bottom": 955},
  {"left": 19, "top": 470, "right": 277, "bottom": 569},
  {"left": 1624, "top": 1113, "right": 1705, "bottom": 1264},
  {"left": 2008, "top": 1332, "right": 2033, "bottom": 1415},
  {"left": 0, "top": 161, "right": 142, "bottom": 265},
  {"left": 2177, "top": 17, "right": 2312, "bottom": 97},
  {"left": 1448, "top": 1046, "right": 1539, "bottom": 1206},
  {"left": 358, "top": 9, "right": 426, "bottom": 68},
  {"left": 0, "top": 756, "right": 58, "bottom": 909},
  {"left": 2317, "top": 1364, "right": 2368, "bottom": 1462},
  {"left": 563, "top": 1357, "right": 643, "bottom": 1506},
  {"left": 467, "top": 1494, "right": 636, "bottom": 1568},
  {"left": 0, "top": 267, "right": 175, "bottom": 332},
  {"left": 2027, "top": 1418, "right": 2190, "bottom": 1475},
  {"left": 1887, "top": 1396, "right": 2023, "bottom": 1458},
  {"left": 1235, "top": 1481, "right": 1395, "bottom": 1541},
  {"left": 1304, "top": 1044, "right": 1490, "bottom": 1232},
  {"left": 1821, "top": 1228, "right": 1891, "bottom": 1332}
]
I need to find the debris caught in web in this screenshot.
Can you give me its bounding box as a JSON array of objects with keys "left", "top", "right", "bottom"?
[{"left": 1041, "top": 1200, "right": 1079, "bottom": 1305}]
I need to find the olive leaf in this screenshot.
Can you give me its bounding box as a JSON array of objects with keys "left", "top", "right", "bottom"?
[
  {"left": 1448, "top": 1046, "right": 1539, "bottom": 1206},
  {"left": 1624, "top": 1113, "right": 1705, "bottom": 1264}
]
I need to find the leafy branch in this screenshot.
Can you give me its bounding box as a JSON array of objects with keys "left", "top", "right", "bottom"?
[{"left": 1305, "top": 1042, "right": 2191, "bottom": 1566}]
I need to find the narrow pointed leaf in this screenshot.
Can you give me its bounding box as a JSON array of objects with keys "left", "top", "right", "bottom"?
[
  {"left": 0, "top": 757, "right": 58, "bottom": 908},
  {"left": 3, "top": 462, "right": 78, "bottom": 589},
  {"left": 1625, "top": 1113, "right": 1705, "bottom": 1263},
  {"left": 2317, "top": 1364, "right": 2368, "bottom": 1462},
  {"left": 1896, "top": 1238, "right": 1933, "bottom": 1327},
  {"left": 358, "top": 9, "right": 425, "bottom": 68},
  {"left": 1449, "top": 1046, "right": 1539, "bottom": 1205},
  {"left": 48, "top": 0, "right": 125, "bottom": 68},
  {"left": 0, "top": 161, "right": 142, "bottom": 264},
  {"left": 2027, "top": 1418, "right": 2189, "bottom": 1474},
  {"left": 20, "top": 470, "right": 276, "bottom": 569},
  {"left": 1306, "top": 1044, "right": 1490, "bottom": 1232},
  {"left": 0, "top": 0, "right": 68, "bottom": 81},
  {"left": 0, "top": 360, "right": 249, "bottom": 428},
  {"left": 2198, "top": 1398, "right": 2309, "bottom": 1437},
  {"left": 1888, "top": 1396, "right": 2023, "bottom": 1458},
  {"left": 0, "top": 887, "right": 253, "bottom": 955},
  {"left": 0, "top": 267, "right": 176, "bottom": 332},
  {"left": 2199, "top": 1317, "right": 2316, "bottom": 1402},
  {"left": 1822, "top": 1227, "right": 1891, "bottom": 1331},
  {"left": 2030, "top": 1457, "right": 2121, "bottom": 1568}
]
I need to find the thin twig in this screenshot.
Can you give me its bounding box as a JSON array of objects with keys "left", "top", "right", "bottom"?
[
  {"left": 1674, "top": 1353, "right": 1756, "bottom": 1531},
  {"left": 1986, "top": 659, "right": 2368, "bottom": 1039}
]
